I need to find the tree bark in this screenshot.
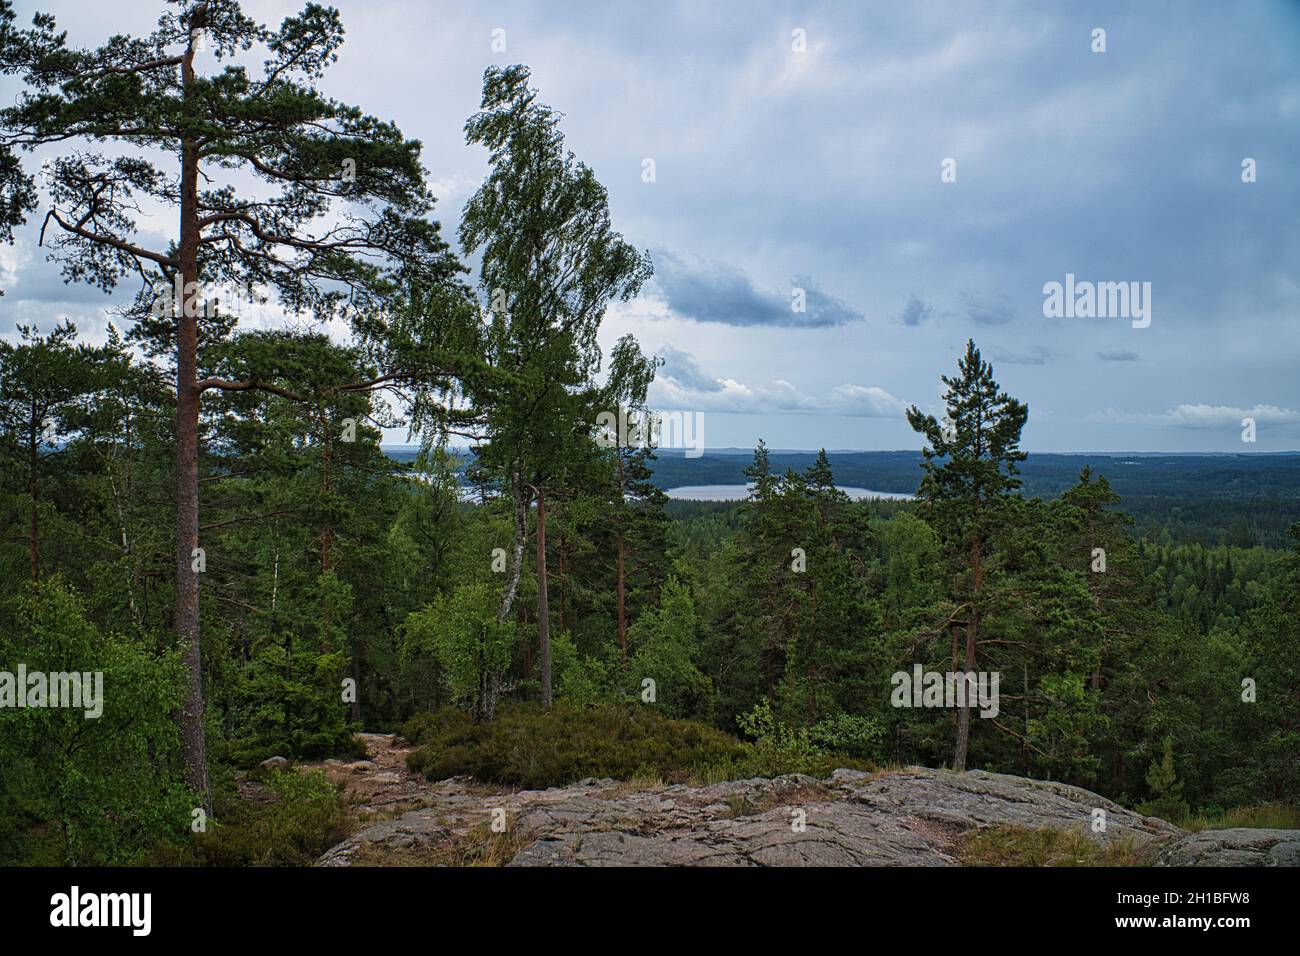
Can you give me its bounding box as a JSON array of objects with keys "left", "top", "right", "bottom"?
[
  {"left": 1087, "top": 508, "right": 1102, "bottom": 690},
  {"left": 536, "top": 485, "right": 552, "bottom": 707},
  {"left": 349, "top": 636, "right": 361, "bottom": 723},
  {"left": 497, "top": 466, "right": 527, "bottom": 622},
  {"left": 27, "top": 400, "right": 38, "bottom": 581},
  {"left": 175, "top": 33, "right": 209, "bottom": 804},
  {"left": 616, "top": 531, "right": 627, "bottom": 661},
  {"left": 319, "top": 406, "right": 333, "bottom": 575},
  {"left": 952, "top": 536, "right": 981, "bottom": 772}
]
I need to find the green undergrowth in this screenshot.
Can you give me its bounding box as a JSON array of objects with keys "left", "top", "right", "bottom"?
[
  {"left": 401, "top": 702, "right": 875, "bottom": 790},
  {"left": 151, "top": 767, "right": 350, "bottom": 866},
  {"left": 1182, "top": 803, "right": 1300, "bottom": 832}
]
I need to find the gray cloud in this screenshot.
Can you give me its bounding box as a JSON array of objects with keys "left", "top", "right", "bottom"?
[
  {"left": 649, "top": 347, "right": 905, "bottom": 418},
  {"left": 898, "top": 294, "right": 932, "bottom": 326},
  {"left": 963, "top": 293, "right": 1015, "bottom": 326},
  {"left": 993, "top": 344, "right": 1054, "bottom": 365},
  {"left": 649, "top": 249, "right": 863, "bottom": 328},
  {"left": 657, "top": 343, "right": 723, "bottom": 392},
  {"left": 1098, "top": 404, "right": 1300, "bottom": 429},
  {"left": 1097, "top": 349, "right": 1140, "bottom": 362}
]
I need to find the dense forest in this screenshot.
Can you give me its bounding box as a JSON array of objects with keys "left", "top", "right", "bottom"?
[{"left": 0, "top": 2, "right": 1296, "bottom": 867}]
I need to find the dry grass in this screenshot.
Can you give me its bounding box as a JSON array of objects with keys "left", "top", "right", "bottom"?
[
  {"left": 438, "top": 822, "right": 531, "bottom": 866},
  {"left": 958, "top": 824, "right": 1149, "bottom": 867},
  {"left": 1183, "top": 803, "right": 1300, "bottom": 832},
  {"left": 343, "top": 821, "right": 530, "bottom": 867}
]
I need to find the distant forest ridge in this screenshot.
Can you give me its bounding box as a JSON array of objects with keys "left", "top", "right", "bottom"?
[
  {"left": 382, "top": 445, "right": 1300, "bottom": 498},
  {"left": 382, "top": 446, "right": 1300, "bottom": 548}
]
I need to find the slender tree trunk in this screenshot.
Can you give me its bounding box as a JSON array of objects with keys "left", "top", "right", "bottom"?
[
  {"left": 27, "top": 404, "right": 38, "bottom": 581},
  {"left": 616, "top": 531, "right": 627, "bottom": 661},
  {"left": 522, "top": 606, "right": 532, "bottom": 683},
  {"left": 125, "top": 411, "right": 142, "bottom": 624},
  {"left": 952, "top": 537, "right": 981, "bottom": 772},
  {"left": 319, "top": 409, "right": 334, "bottom": 650},
  {"left": 536, "top": 485, "right": 552, "bottom": 707},
  {"left": 497, "top": 466, "right": 527, "bottom": 622},
  {"left": 320, "top": 407, "right": 333, "bottom": 575},
  {"left": 350, "top": 636, "right": 361, "bottom": 723},
  {"left": 1087, "top": 509, "right": 1102, "bottom": 690},
  {"left": 557, "top": 534, "right": 568, "bottom": 634},
  {"left": 283, "top": 628, "right": 293, "bottom": 738},
  {"left": 109, "top": 469, "right": 138, "bottom": 620},
  {"left": 174, "top": 35, "right": 209, "bottom": 803}
]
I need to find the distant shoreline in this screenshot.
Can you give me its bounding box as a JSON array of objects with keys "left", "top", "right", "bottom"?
[{"left": 665, "top": 484, "right": 914, "bottom": 502}]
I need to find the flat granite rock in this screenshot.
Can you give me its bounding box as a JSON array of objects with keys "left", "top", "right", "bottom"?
[
  {"left": 313, "top": 743, "right": 1294, "bottom": 867},
  {"left": 505, "top": 767, "right": 1181, "bottom": 867},
  {"left": 317, "top": 810, "right": 453, "bottom": 866},
  {"left": 1151, "top": 828, "right": 1300, "bottom": 867}
]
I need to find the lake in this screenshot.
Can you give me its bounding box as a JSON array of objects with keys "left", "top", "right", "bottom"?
[{"left": 664, "top": 484, "right": 914, "bottom": 502}]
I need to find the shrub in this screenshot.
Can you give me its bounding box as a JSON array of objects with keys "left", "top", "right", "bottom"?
[
  {"left": 403, "top": 701, "right": 873, "bottom": 789},
  {"left": 735, "top": 698, "right": 883, "bottom": 773},
  {"left": 405, "top": 701, "right": 741, "bottom": 787},
  {"left": 190, "top": 769, "right": 349, "bottom": 867}
]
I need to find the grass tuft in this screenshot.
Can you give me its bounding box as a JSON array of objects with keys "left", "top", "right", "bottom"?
[{"left": 958, "top": 824, "right": 1147, "bottom": 867}]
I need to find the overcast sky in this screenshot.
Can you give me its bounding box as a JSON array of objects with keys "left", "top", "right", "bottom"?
[{"left": 2, "top": 0, "right": 1298, "bottom": 452}]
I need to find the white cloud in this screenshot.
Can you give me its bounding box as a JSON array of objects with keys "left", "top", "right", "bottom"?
[
  {"left": 827, "top": 384, "right": 909, "bottom": 418},
  {"left": 648, "top": 347, "right": 905, "bottom": 418},
  {"left": 1098, "top": 404, "right": 1300, "bottom": 428}
]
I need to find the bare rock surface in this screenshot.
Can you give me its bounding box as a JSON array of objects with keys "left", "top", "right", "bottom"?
[
  {"left": 506, "top": 767, "right": 1177, "bottom": 867},
  {"left": 309, "top": 735, "right": 1293, "bottom": 867},
  {"left": 1151, "top": 828, "right": 1300, "bottom": 867}
]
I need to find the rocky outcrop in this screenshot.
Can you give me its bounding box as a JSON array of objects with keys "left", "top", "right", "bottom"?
[
  {"left": 318, "top": 811, "right": 452, "bottom": 866},
  {"left": 310, "top": 735, "right": 1294, "bottom": 867},
  {"left": 1151, "top": 828, "right": 1300, "bottom": 867},
  {"left": 506, "top": 768, "right": 1177, "bottom": 867}
]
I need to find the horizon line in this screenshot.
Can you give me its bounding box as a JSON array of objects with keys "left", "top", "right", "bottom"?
[{"left": 380, "top": 444, "right": 1300, "bottom": 456}]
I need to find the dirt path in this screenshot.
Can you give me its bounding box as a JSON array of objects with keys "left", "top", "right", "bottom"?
[
  {"left": 306, "top": 733, "right": 530, "bottom": 865},
  {"left": 305, "top": 732, "right": 433, "bottom": 818},
  {"left": 304, "top": 733, "right": 421, "bottom": 816}
]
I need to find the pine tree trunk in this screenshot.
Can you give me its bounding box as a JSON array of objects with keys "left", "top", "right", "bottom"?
[
  {"left": 952, "top": 537, "right": 981, "bottom": 772},
  {"left": 536, "top": 485, "right": 552, "bottom": 707},
  {"left": 174, "top": 36, "right": 209, "bottom": 804},
  {"left": 1087, "top": 510, "right": 1102, "bottom": 690},
  {"left": 952, "top": 624, "right": 976, "bottom": 771}
]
